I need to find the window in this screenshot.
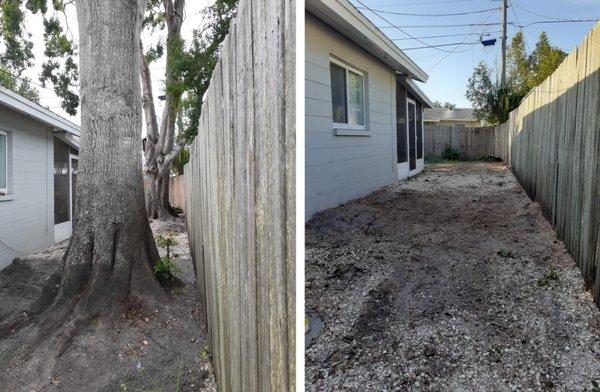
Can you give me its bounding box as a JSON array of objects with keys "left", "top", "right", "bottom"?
[
  {"left": 0, "top": 130, "right": 6, "bottom": 193},
  {"left": 330, "top": 59, "right": 365, "bottom": 128}
]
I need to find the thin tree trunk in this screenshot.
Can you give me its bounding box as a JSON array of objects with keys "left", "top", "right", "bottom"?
[{"left": 140, "top": 0, "right": 185, "bottom": 220}]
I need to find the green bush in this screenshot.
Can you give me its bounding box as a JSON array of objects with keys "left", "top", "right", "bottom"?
[
  {"left": 154, "top": 256, "right": 180, "bottom": 282},
  {"left": 442, "top": 146, "right": 460, "bottom": 161},
  {"left": 154, "top": 231, "right": 180, "bottom": 283}
]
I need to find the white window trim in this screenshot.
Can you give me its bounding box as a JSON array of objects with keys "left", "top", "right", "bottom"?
[
  {"left": 330, "top": 57, "right": 366, "bottom": 131},
  {"left": 0, "top": 130, "right": 7, "bottom": 195}
]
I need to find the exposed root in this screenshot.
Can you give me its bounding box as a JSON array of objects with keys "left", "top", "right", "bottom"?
[{"left": 0, "top": 225, "right": 166, "bottom": 382}]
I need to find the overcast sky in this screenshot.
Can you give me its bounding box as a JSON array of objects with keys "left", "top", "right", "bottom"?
[
  {"left": 22, "top": 0, "right": 214, "bottom": 127},
  {"left": 350, "top": 0, "right": 600, "bottom": 107}
]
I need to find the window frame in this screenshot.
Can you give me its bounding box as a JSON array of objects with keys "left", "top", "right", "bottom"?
[
  {"left": 0, "top": 130, "right": 7, "bottom": 194},
  {"left": 330, "top": 58, "right": 366, "bottom": 131}
]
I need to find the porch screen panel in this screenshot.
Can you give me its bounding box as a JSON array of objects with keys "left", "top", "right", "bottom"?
[
  {"left": 417, "top": 101, "right": 423, "bottom": 159},
  {"left": 396, "top": 82, "right": 407, "bottom": 163},
  {"left": 0, "top": 133, "right": 6, "bottom": 190},
  {"left": 54, "top": 138, "right": 70, "bottom": 224}
]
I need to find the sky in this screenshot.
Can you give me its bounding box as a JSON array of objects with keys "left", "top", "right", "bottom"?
[
  {"left": 21, "top": 0, "right": 215, "bottom": 127},
  {"left": 15, "top": 0, "right": 600, "bottom": 119},
  {"left": 348, "top": 0, "right": 600, "bottom": 107}
]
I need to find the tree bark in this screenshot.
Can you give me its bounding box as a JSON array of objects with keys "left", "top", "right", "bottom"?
[
  {"left": 140, "top": 0, "right": 185, "bottom": 220},
  {"left": 13, "top": 0, "right": 166, "bottom": 347}
]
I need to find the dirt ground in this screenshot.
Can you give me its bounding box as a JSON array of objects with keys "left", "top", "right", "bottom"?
[
  {"left": 0, "top": 218, "right": 216, "bottom": 392},
  {"left": 305, "top": 162, "right": 600, "bottom": 391}
]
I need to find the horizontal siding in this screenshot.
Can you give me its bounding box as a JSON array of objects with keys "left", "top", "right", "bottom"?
[
  {"left": 0, "top": 105, "right": 54, "bottom": 269},
  {"left": 305, "top": 12, "right": 397, "bottom": 218}
]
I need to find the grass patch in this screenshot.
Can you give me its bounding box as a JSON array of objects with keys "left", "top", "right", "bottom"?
[
  {"left": 538, "top": 267, "right": 559, "bottom": 287},
  {"left": 497, "top": 248, "right": 513, "bottom": 258}
]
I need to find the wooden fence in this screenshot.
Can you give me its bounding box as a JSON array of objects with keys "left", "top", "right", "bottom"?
[
  {"left": 424, "top": 124, "right": 498, "bottom": 160},
  {"left": 184, "top": 0, "right": 295, "bottom": 390},
  {"left": 168, "top": 175, "right": 185, "bottom": 210},
  {"left": 494, "top": 22, "right": 600, "bottom": 305}
]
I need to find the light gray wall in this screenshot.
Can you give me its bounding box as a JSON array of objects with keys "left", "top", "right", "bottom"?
[
  {"left": 305, "top": 12, "right": 397, "bottom": 219},
  {"left": 0, "top": 105, "right": 54, "bottom": 270}
]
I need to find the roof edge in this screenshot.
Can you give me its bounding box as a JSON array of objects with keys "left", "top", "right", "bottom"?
[
  {"left": 307, "top": 0, "right": 429, "bottom": 83},
  {"left": 0, "top": 86, "right": 80, "bottom": 136}
]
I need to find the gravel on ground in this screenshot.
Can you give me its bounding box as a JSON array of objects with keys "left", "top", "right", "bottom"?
[{"left": 305, "top": 162, "right": 600, "bottom": 392}]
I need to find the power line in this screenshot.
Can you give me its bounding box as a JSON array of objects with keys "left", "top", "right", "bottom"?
[
  {"left": 512, "top": 1, "right": 596, "bottom": 22},
  {"left": 372, "top": 0, "right": 476, "bottom": 6},
  {"left": 356, "top": 6, "right": 499, "bottom": 17},
  {"left": 376, "top": 19, "right": 598, "bottom": 28},
  {"left": 510, "top": 4, "right": 531, "bottom": 53},
  {"left": 391, "top": 31, "right": 501, "bottom": 41},
  {"left": 427, "top": 8, "right": 499, "bottom": 72},
  {"left": 512, "top": 19, "right": 598, "bottom": 28},
  {"left": 401, "top": 39, "right": 500, "bottom": 50},
  {"left": 353, "top": 0, "right": 493, "bottom": 53}
]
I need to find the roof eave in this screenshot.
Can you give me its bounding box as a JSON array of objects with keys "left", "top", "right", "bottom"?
[
  {"left": 0, "top": 86, "right": 80, "bottom": 136},
  {"left": 306, "top": 0, "right": 429, "bottom": 83}
]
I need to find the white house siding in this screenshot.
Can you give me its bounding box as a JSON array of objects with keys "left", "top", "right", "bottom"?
[
  {"left": 306, "top": 12, "right": 397, "bottom": 219},
  {"left": 0, "top": 105, "right": 54, "bottom": 269}
]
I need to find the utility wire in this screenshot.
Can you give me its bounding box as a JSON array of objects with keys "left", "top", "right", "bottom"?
[
  {"left": 427, "top": 9, "right": 498, "bottom": 72},
  {"left": 391, "top": 31, "right": 501, "bottom": 41},
  {"left": 377, "top": 20, "right": 597, "bottom": 28},
  {"left": 374, "top": 0, "right": 475, "bottom": 6},
  {"left": 356, "top": 6, "right": 498, "bottom": 17},
  {"left": 512, "top": 1, "right": 596, "bottom": 22},
  {"left": 510, "top": 4, "right": 531, "bottom": 53},
  {"left": 353, "top": 0, "right": 486, "bottom": 53},
  {"left": 401, "top": 39, "right": 500, "bottom": 50}
]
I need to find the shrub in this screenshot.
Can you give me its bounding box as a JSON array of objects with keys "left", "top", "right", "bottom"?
[
  {"left": 538, "top": 267, "right": 559, "bottom": 287},
  {"left": 442, "top": 146, "right": 460, "bottom": 161},
  {"left": 154, "top": 231, "right": 180, "bottom": 283},
  {"left": 156, "top": 231, "right": 178, "bottom": 259},
  {"left": 154, "top": 256, "right": 180, "bottom": 282}
]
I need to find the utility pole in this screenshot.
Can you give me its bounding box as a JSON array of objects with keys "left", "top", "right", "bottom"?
[{"left": 500, "top": 0, "right": 508, "bottom": 86}]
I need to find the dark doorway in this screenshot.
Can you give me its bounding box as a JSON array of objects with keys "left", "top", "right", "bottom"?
[{"left": 408, "top": 100, "right": 416, "bottom": 171}]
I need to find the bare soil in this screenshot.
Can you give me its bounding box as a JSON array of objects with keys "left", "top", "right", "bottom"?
[
  {"left": 0, "top": 218, "right": 216, "bottom": 392},
  {"left": 305, "top": 162, "right": 600, "bottom": 391}
]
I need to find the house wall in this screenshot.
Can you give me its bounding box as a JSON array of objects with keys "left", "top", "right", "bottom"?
[
  {"left": 305, "top": 12, "right": 398, "bottom": 219},
  {"left": 0, "top": 105, "right": 54, "bottom": 270}
]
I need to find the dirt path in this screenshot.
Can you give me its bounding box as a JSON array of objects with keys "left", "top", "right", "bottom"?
[
  {"left": 305, "top": 162, "right": 600, "bottom": 391},
  {"left": 0, "top": 218, "right": 216, "bottom": 392}
]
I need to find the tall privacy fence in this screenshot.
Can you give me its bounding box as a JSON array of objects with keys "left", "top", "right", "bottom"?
[
  {"left": 168, "top": 175, "right": 185, "bottom": 210},
  {"left": 424, "top": 124, "right": 497, "bottom": 160},
  {"left": 496, "top": 22, "right": 600, "bottom": 305},
  {"left": 426, "top": 23, "right": 600, "bottom": 305},
  {"left": 184, "top": 0, "right": 295, "bottom": 390}
]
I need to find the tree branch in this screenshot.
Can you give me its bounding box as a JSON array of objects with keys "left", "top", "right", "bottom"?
[{"left": 139, "top": 40, "right": 159, "bottom": 144}]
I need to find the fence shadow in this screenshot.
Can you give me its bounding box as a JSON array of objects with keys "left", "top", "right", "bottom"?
[{"left": 497, "top": 23, "right": 600, "bottom": 305}]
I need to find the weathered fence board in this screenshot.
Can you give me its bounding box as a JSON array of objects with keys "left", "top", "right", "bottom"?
[
  {"left": 184, "top": 0, "right": 295, "bottom": 390},
  {"left": 493, "top": 22, "right": 600, "bottom": 305},
  {"left": 424, "top": 124, "right": 497, "bottom": 160},
  {"left": 168, "top": 175, "right": 185, "bottom": 209}
]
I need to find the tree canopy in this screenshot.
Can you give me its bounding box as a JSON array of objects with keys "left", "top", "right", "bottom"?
[
  {"left": 432, "top": 101, "right": 457, "bottom": 110},
  {"left": 0, "top": 0, "right": 78, "bottom": 114},
  {"left": 466, "top": 31, "right": 567, "bottom": 125}
]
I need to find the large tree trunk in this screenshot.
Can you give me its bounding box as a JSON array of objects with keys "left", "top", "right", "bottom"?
[
  {"left": 0, "top": 0, "right": 164, "bottom": 372},
  {"left": 62, "top": 0, "right": 164, "bottom": 314}
]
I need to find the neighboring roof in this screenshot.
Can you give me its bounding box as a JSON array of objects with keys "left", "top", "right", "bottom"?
[
  {"left": 306, "top": 0, "right": 429, "bottom": 83},
  {"left": 423, "top": 108, "right": 478, "bottom": 122},
  {"left": 0, "top": 85, "right": 80, "bottom": 136}
]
